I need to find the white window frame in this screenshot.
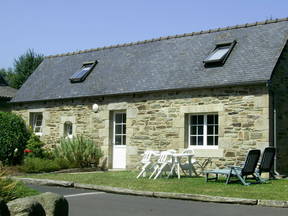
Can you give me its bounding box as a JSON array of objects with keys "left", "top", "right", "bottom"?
[
  {"left": 113, "top": 112, "right": 126, "bottom": 146},
  {"left": 188, "top": 114, "right": 218, "bottom": 149},
  {"left": 30, "top": 112, "right": 43, "bottom": 136}
]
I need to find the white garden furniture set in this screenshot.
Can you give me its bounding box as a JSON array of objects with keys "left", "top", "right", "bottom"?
[{"left": 136, "top": 149, "right": 199, "bottom": 179}]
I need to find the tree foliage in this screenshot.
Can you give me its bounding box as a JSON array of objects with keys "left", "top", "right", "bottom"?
[
  {"left": 0, "top": 68, "right": 13, "bottom": 85},
  {"left": 0, "top": 49, "right": 43, "bottom": 89}
]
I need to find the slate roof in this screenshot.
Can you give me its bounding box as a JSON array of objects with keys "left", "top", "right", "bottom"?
[
  {"left": 0, "top": 75, "right": 17, "bottom": 99},
  {"left": 13, "top": 18, "right": 288, "bottom": 103}
]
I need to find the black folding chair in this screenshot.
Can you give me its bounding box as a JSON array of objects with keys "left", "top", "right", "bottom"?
[
  {"left": 257, "top": 147, "right": 276, "bottom": 180},
  {"left": 205, "top": 149, "right": 261, "bottom": 186},
  {"left": 226, "top": 149, "right": 261, "bottom": 185}
]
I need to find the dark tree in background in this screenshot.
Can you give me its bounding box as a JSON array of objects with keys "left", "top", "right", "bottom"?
[
  {"left": 0, "top": 68, "right": 13, "bottom": 85},
  {"left": 0, "top": 49, "right": 44, "bottom": 89}
]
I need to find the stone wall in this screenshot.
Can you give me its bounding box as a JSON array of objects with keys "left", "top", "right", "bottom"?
[
  {"left": 271, "top": 44, "right": 288, "bottom": 175},
  {"left": 13, "top": 85, "right": 270, "bottom": 169}
]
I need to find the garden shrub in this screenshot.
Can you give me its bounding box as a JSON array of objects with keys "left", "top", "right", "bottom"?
[
  {"left": 54, "top": 158, "right": 74, "bottom": 169},
  {"left": 0, "top": 169, "right": 17, "bottom": 202},
  {"left": 0, "top": 168, "right": 38, "bottom": 202},
  {"left": 25, "top": 133, "right": 45, "bottom": 158},
  {"left": 53, "top": 136, "right": 103, "bottom": 168},
  {"left": 0, "top": 112, "right": 30, "bottom": 165},
  {"left": 21, "top": 157, "right": 75, "bottom": 173},
  {"left": 21, "top": 157, "right": 61, "bottom": 173}
]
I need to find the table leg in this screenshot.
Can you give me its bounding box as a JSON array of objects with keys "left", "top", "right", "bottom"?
[
  {"left": 188, "top": 156, "right": 192, "bottom": 177},
  {"left": 177, "top": 163, "right": 180, "bottom": 179},
  {"left": 168, "top": 163, "right": 175, "bottom": 178}
]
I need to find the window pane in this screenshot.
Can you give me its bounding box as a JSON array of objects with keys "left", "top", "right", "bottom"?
[
  {"left": 31, "top": 113, "right": 43, "bottom": 133},
  {"left": 207, "top": 136, "right": 214, "bottom": 145},
  {"left": 198, "top": 126, "right": 203, "bottom": 135},
  {"left": 115, "top": 125, "right": 122, "bottom": 134},
  {"left": 76, "top": 68, "right": 88, "bottom": 78},
  {"left": 70, "top": 63, "right": 94, "bottom": 82},
  {"left": 188, "top": 114, "right": 219, "bottom": 147},
  {"left": 207, "top": 126, "right": 214, "bottom": 135},
  {"left": 191, "top": 116, "right": 197, "bottom": 125},
  {"left": 190, "top": 136, "right": 196, "bottom": 146},
  {"left": 115, "top": 135, "right": 121, "bottom": 145},
  {"left": 191, "top": 126, "right": 197, "bottom": 135},
  {"left": 64, "top": 122, "right": 73, "bottom": 137},
  {"left": 198, "top": 136, "right": 203, "bottom": 145},
  {"left": 68, "top": 124, "right": 73, "bottom": 135},
  {"left": 207, "top": 115, "right": 214, "bottom": 124},
  {"left": 198, "top": 115, "right": 204, "bottom": 124},
  {"left": 123, "top": 114, "right": 126, "bottom": 123},
  {"left": 115, "top": 114, "right": 122, "bottom": 123},
  {"left": 123, "top": 124, "right": 126, "bottom": 135},
  {"left": 34, "top": 126, "right": 41, "bottom": 133},
  {"left": 36, "top": 115, "right": 43, "bottom": 126},
  {"left": 206, "top": 47, "right": 229, "bottom": 61},
  {"left": 123, "top": 135, "right": 126, "bottom": 145}
]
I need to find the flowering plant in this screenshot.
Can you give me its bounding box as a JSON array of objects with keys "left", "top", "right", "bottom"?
[{"left": 24, "top": 149, "right": 32, "bottom": 153}]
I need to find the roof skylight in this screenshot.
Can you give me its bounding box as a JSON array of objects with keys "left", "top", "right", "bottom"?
[
  {"left": 204, "top": 41, "right": 236, "bottom": 65},
  {"left": 70, "top": 61, "right": 97, "bottom": 83}
]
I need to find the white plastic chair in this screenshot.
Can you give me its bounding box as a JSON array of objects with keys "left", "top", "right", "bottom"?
[
  {"left": 149, "top": 151, "right": 174, "bottom": 179},
  {"left": 136, "top": 150, "right": 159, "bottom": 178}
]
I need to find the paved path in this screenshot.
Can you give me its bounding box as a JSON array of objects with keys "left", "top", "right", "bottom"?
[{"left": 28, "top": 184, "right": 288, "bottom": 216}]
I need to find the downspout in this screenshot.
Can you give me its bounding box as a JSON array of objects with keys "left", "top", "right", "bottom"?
[
  {"left": 269, "top": 81, "right": 280, "bottom": 176},
  {"left": 273, "top": 108, "right": 279, "bottom": 175}
]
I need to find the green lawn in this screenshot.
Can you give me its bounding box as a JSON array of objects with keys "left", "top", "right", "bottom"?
[{"left": 24, "top": 171, "right": 288, "bottom": 201}]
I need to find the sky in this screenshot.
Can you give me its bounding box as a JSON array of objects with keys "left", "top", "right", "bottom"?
[{"left": 0, "top": 0, "right": 287, "bottom": 69}]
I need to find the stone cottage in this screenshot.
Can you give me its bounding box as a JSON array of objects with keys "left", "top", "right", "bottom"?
[
  {"left": 11, "top": 18, "right": 288, "bottom": 174},
  {"left": 0, "top": 74, "right": 17, "bottom": 111}
]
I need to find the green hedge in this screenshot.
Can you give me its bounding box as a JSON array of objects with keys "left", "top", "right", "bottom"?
[
  {"left": 0, "top": 112, "right": 30, "bottom": 165},
  {"left": 21, "top": 157, "right": 73, "bottom": 173}
]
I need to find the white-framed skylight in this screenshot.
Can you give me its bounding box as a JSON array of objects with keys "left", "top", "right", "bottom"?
[
  {"left": 203, "top": 41, "right": 236, "bottom": 65},
  {"left": 70, "top": 60, "right": 98, "bottom": 83}
]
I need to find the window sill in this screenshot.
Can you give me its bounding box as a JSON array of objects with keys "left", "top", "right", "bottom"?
[
  {"left": 35, "top": 132, "right": 43, "bottom": 136},
  {"left": 189, "top": 146, "right": 218, "bottom": 150},
  {"left": 192, "top": 148, "right": 224, "bottom": 158}
]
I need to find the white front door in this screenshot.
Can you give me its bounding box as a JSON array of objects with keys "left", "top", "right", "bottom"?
[{"left": 112, "top": 112, "right": 126, "bottom": 169}]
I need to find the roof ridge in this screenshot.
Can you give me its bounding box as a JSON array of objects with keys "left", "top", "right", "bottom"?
[{"left": 46, "top": 17, "right": 288, "bottom": 59}]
